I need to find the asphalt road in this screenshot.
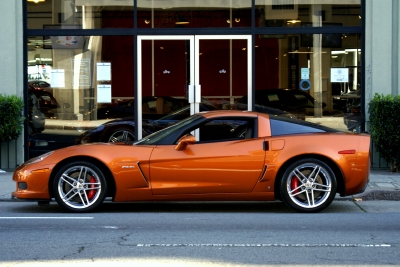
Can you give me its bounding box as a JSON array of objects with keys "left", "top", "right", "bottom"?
[{"left": 1, "top": 201, "right": 400, "bottom": 266}]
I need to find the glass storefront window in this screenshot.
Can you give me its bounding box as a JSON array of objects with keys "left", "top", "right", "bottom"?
[
  {"left": 27, "top": 0, "right": 134, "bottom": 29},
  {"left": 255, "top": 33, "right": 361, "bottom": 132},
  {"left": 256, "top": 0, "right": 361, "bottom": 28},
  {"left": 28, "top": 35, "right": 134, "bottom": 120},
  {"left": 27, "top": 35, "right": 134, "bottom": 157},
  {"left": 137, "top": 0, "right": 251, "bottom": 28},
  {"left": 26, "top": 0, "right": 363, "bottom": 159}
]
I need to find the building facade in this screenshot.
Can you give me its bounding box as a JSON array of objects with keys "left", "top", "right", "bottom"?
[{"left": 0, "top": 0, "right": 399, "bottom": 170}]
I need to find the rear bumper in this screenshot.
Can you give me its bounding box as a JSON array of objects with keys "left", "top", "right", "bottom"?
[{"left": 353, "top": 178, "right": 369, "bottom": 195}]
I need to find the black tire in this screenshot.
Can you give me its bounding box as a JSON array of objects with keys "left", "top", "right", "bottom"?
[
  {"left": 104, "top": 127, "right": 135, "bottom": 143},
  {"left": 280, "top": 158, "right": 337, "bottom": 213},
  {"left": 53, "top": 161, "right": 107, "bottom": 212}
]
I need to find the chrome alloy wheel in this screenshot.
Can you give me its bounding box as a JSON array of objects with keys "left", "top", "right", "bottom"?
[
  {"left": 57, "top": 165, "right": 102, "bottom": 210},
  {"left": 286, "top": 162, "right": 333, "bottom": 209}
]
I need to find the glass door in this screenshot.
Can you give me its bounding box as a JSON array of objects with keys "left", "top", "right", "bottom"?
[
  {"left": 194, "top": 36, "right": 252, "bottom": 114},
  {"left": 137, "top": 35, "right": 251, "bottom": 140},
  {"left": 138, "top": 36, "right": 194, "bottom": 139}
]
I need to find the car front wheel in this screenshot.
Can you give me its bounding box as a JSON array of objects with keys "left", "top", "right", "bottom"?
[
  {"left": 53, "top": 162, "right": 107, "bottom": 212},
  {"left": 280, "top": 159, "right": 337, "bottom": 213}
]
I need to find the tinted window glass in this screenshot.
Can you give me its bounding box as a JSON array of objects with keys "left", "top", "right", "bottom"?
[
  {"left": 270, "top": 117, "right": 336, "bottom": 136},
  {"left": 197, "top": 119, "right": 251, "bottom": 142},
  {"left": 135, "top": 115, "right": 203, "bottom": 145}
]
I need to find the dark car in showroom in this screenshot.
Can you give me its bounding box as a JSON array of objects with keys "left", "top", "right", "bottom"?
[
  {"left": 76, "top": 99, "right": 294, "bottom": 144},
  {"left": 91, "top": 96, "right": 188, "bottom": 120},
  {"left": 334, "top": 89, "right": 362, "bottom": 132},
  {"left": 28, "top": 90, "right": 45, "bottom": 135},
  {"left": 28, "top": 80, "right": 51, "bottom": 91},
  {"left": 76, "top": 101, "right": 221, "bottom": 144},
  {"left": 235, "top": 89, "right": 343, "bottom": 120},
  {"left": 28, "top": 85, "right": 72, "bottom": 119},
  {"left": 343, "top": 98, "right": 362, "bottom": 132}
]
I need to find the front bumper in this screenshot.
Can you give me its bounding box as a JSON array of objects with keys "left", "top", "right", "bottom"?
[{"left": 12, "top": 168, "right": 52, "bottom": 200}]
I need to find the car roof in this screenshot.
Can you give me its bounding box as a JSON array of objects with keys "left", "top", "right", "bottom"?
[{"left": 198, "top": 110, "right": 262, "bottom": 119}]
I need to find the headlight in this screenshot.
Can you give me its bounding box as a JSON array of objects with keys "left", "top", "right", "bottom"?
[{"left": 24, "top": 151, "right": 54, "bottom": 165}]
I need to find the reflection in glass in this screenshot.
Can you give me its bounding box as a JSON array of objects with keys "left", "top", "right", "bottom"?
[
  {"left": 255, "top": 33, "right": 361, "bottom": 132},
  {"left": 28, "top": 35, "right": 135, "bottom": 121},
  {"left": 27, "top": 0, "right": 134, "bottom": 29},
  {"left": 256, "top": 1, "right": 361, "bottom": 27},
  {"left": 137, "top": 0, "right": 251, "bottom": 28}
]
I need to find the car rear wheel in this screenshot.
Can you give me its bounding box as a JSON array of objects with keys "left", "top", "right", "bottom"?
[
  {"left": 280, "top": 158, "right": 337, "bottom": 213},
  {"left": 106, "top": 127, "right": 135, "bottom": 142},
  {"left": 53, "top": 162, "right": 107, "bottom": 212}
]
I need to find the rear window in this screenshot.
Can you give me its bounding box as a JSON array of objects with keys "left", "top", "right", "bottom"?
[{"left": 270, "top": 116, "right": 338, "bottom": 136}]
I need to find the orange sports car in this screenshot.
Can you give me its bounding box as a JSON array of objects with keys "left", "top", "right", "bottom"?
[{"left": 12, "top": 110, "right": 370, "bottom": 213}]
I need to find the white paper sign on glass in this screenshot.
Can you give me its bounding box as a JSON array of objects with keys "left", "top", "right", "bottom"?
[
  {"left": 301, "top": 68, "right": 309, "bottom": 79},
  {"left": 97, "top": 62, "right": 111, "bottom": 81},
  {"left": 51, "top": 69, "right": 65, "bottom": 88},
  {"left": 330, "top": 68, "right": 349, "bottom": 83},
  {"left": 97, "top": 84, "right": 112, "bottom": 103}
]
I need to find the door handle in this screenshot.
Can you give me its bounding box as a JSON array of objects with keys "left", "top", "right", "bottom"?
[{"left": 263, "top": 141, "right": 269, "bottom": 151}]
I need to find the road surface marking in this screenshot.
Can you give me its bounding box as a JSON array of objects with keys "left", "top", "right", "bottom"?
[
  {"left": 133, "top": 243, "right": 392, "bottom": 248},
  {"left": 0, "top": 217, "right": 93, "bottom": 219}
]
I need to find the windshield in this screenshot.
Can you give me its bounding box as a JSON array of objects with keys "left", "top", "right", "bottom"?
[{"left": 135, "top": 114, "right": 203, "bottom": 145}]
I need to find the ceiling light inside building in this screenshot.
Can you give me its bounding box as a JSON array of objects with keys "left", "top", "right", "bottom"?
[
  {"left": 175, "top": 17, "right": 189, "bottom": 25},
  {"left": 27, "top": 0, "right": 45, "bottom": 3},
  {"left": 287, "top": 19, "right": 301, "bottom": 24}
]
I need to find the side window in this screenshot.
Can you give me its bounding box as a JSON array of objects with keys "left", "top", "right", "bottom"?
[
  {"left": 196, "top": 118, "right": 255, "bottom": 142},
  {"left": 270, "top": 117, "right": 326, "bottom": 136}
]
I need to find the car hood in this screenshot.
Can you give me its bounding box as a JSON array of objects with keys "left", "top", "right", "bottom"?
[{"left": 24, "top": 143, "right": 156, "bottom": 170}]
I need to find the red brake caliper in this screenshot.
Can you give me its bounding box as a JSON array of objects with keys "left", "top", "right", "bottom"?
[
  {"left": 291, "top": 176, "right": 299, "bottom": 194},
  {"left": 87, "top": 176, "right": 97, "bottom": 200}
]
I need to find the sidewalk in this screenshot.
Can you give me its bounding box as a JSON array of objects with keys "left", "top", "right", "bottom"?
[{"left": 1, "top": 169, "right": 399, "bottom": 202}]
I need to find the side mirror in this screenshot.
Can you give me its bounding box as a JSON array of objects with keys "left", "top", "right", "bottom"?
[{"left": 175, "top": 134, "right": 196, "bottom": 151}]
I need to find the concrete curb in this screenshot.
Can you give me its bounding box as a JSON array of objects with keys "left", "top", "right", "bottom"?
[{"left": 351, "top": 189, "right": 400, "bottom": 201}]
